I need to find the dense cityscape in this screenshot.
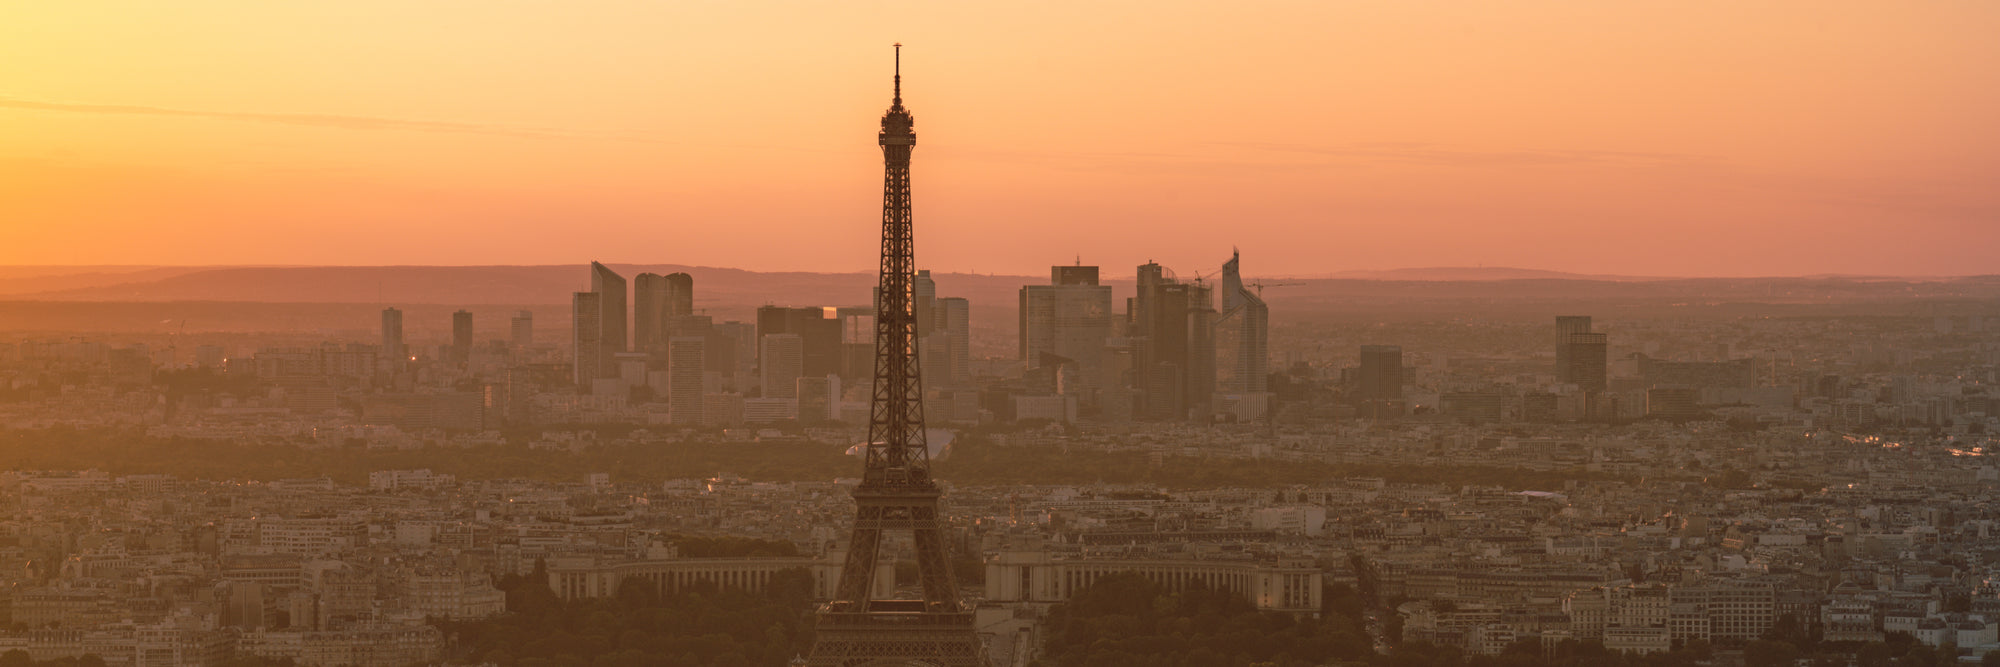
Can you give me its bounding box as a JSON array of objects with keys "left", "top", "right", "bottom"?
[
  {"left": 4, "top": 5, "right": 1998, "bottom": 666},
  {"left": 2, "top": 253, "right": 1997, "bottom": 666}
]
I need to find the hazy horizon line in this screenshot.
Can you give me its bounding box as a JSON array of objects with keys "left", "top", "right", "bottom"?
[{"left": 0, "top": 263, "right": 1990, "bottom": 282}]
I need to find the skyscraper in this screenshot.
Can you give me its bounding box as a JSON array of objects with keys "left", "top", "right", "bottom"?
[
  {"left": 913, "top": 269, "right": 937, "bottom": 338},
  {"left": 1555, "top": 316, "right": 1592, "bottom": 382},
  {"left": 1564, "top": 332, "right": 1609, "bottom": 393},
  {"left": 835, "top": 307, "right": 877, "bottom": 380},
  {"left": 510, "top": 310, "right": 534, "bottom": 348},
  {"left": 667, "top": 336, "right": 705, "bottom": 426},
  {"left": 1185, "top": 280, "right": 1215, "bottom": 418},
  {"left": 717, "top": 320, "right": 757, "bottom": 383},
  {"left": 1020, "top": 264, "right": 1113, "bottom": 404},
  {"left": 758, "top": 305, "right": 845, "bottom": 379},
  {"left": 1358, "top": 344, "right": 1404, "bottom": 418},
  {"left": 760, "top": 333, "right": 804, "bottom": 399},
  {"left": 938, "top": 296, "right": 969, "bottom": 387},
  {"left": 572, "top": 292, "right": 603, "bottom": 388},
  {"left": 756, "top": 305, "right": 794, "bottom": 346},
  {"left": 634, "top": 272, "right": 694, "bottom": 356},
  {"left": 1215, "top": 250, "right": 1269, "bottom": 394},
  {"left": 589, "top": 262, "right": 627, "bottom": 375},
  {"left": 380, "top": 307, "right": 405, "bottom": 364},
  {"left": 665, "top": 272, "right": 694, "bottom": 318},
  {"left": 1132, "top": 262, "right": 1193, "bottom": 420},
  {"left": 450, "top": 310, "right": 473, "bottom": 364},
  {"left": 669, "top": 314, "right": 735, "bottom": 377},
  {"left": 920, "top": 331, "right": 952, "bottom": 394},
  {"left": 633, "top": 273, "right": 669, "bottom": 355}
]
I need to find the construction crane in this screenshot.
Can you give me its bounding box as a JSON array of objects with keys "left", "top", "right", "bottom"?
[{"left": 1246, "top": 282, "right": 1301, "bottom": 299}]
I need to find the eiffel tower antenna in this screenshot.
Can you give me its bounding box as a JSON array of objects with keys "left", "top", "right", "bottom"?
[{"left": 805, "top": 44, "right": 987, "bottom": 667}]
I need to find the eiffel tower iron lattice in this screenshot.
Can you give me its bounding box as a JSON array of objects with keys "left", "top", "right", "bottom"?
[{"left": 803, "top": 45, "right": 989, "bottom": 667}]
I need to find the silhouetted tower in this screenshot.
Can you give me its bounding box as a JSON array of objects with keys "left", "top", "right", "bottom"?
[
  {"left": 380, "top": 307, "right": 405, "bottom": 367},
  {"left": 450, "top": 309, "right": 473, "bottom": 364},
  {"left": 1555, "top": 316, "right": 1592, "bottom": 382},
  {"left": 807, "top": 45, "right": 988, "bottom": 667}
]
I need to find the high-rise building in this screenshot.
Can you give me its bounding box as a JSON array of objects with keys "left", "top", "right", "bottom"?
[
  {"left": 716, "top": 321, "right": 757, "bottom": 384},
  {"left": 381, "top": 308, "right": 405, "bottom": 364},
  {"left": 914, "top": 269, "right": 937, "bottom": 338},
  {"left": 1357, "top": 344, "right": 1404, "bottom": 416},
  {"left": 589, "top": 262, "right": 627, "bottom": 374},
  {"left": 1215, "top": 250, "right": 1269, "bottom": 394},
  {"left": 1555, "top": 316, "right": 1593, "bottom": 382},
  {"left": 572, "top": 292, "right": 603, "bottom": 388},
  {"left": 1052, "top": 265, "right": 1097, "bottom": 286},
  {"left": 835, "top": 308, "right": 877, "bottom": 380},
  {"left": 634, "top": 272, "right": 694, "bottom": 356},
  {"left": 1563, "top": 332, "right": 1609, "bottom": 392},
  {"left": 920, "top": 332, "right": 952, "bottom": 395},
  {"left": 938, "top": 297, "right": 969, "bottom": 387},
  {"left": 667, "top": 336, "right": 706, "bottom": 426},
  {"left": 633, "top": 273, "right": 669, "bottom": 355},
  {"left": 1020, "top": 265, "right": 1113, "bottom": 404},
  {"left": 756, "top": 305, "right": 794, "bottom": 344},
  {"left": 666, "top": 314, "right": 726, "bottom": 377},
  {"left": 510, "top": 310, "right": 534, "bottom": 348},
  {"left": 450, "top": 310, "right": 473, "bottom": 364},
  {"left": 1185, "top": 281, "right": 1215, "bottom": 418},
  {"left": 760, "top": 333, "right": 804, "bottom": 399},
  {"left": 758, "top": 305, "right": 845, "bottom": 379},
  {"left": 665, "top": 272, "right": 694, "bottom": 318},
  {"left": 1131, "top": 262, "right": 1194, "bottom": 420}
]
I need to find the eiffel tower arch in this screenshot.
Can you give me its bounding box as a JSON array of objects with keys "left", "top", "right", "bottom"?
[{"left": 803, "top": 44, "right": 989, "bottom": 667}]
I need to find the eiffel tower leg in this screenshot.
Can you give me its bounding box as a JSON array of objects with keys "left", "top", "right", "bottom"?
[
  {"left": 910, "top": 505, "right": 959, "bottom": 607},
  {"left": 837, "top": 508, "right": 884, "bottom": 602}
]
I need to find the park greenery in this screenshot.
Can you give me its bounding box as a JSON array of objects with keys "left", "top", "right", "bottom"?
[
  {"left": 1032, "top": 572, "right": 1375, "bottom": 667},
  {"left": 1383, "top": 618, "right": 2000, "bottom": 667},
  {"left": 443, "top": 561, "right": 819, "bottom": 667}
]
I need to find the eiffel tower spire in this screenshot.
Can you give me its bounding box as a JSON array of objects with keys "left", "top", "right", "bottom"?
[{"left": 805, "top": 45, "right": 988, "bottom": 667}]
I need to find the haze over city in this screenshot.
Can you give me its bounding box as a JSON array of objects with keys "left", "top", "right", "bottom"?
[{"left": 4, "top": 4, "right": 2000, "bottom": 667}]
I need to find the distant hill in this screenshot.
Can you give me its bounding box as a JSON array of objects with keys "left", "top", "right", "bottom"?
[
  {"left": 13, "top": 264, "right": 1042, "bottom": 322},
  {"left": 0, "top": 266, "right": 219, "bottom": 296},
  {"left": 1296, "top": 266, "right": 1681, "bottom": 281}
]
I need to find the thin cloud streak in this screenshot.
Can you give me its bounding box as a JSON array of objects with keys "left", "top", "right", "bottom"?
[
  {"left": 1218, "top": 141, "right": 1720, "bottom": 168},
  {"left": 0, "top": 97, "right": 650, "bottom": 143},
  {"left": 929, "top": 141, "right": 1722, "bottom": 176}
]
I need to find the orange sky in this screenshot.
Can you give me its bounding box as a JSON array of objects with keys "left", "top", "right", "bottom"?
[{"left": 3, "top": 2, "right": 1996, "bottom": 277}]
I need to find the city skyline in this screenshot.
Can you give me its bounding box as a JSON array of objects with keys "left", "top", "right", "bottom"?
[
  {"left": 4, "top": 3, "right": 1997, "bottom": 276},
  {"left": 2, "top": 8, "right": 1998, "bottom": 667}
]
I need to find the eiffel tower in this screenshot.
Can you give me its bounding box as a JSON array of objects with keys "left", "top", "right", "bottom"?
[{"left": 803, "top": 45, "right": 988, "bottom": 667}]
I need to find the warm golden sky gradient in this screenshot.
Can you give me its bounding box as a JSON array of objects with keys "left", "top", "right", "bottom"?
[{"left": 3, "top": 2, "right": 1996, "bottom": 276}]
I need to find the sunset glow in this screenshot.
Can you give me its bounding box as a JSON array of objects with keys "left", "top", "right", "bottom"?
[{"left": 3, "top": 1, "right": 1996, "bottom": 275}]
